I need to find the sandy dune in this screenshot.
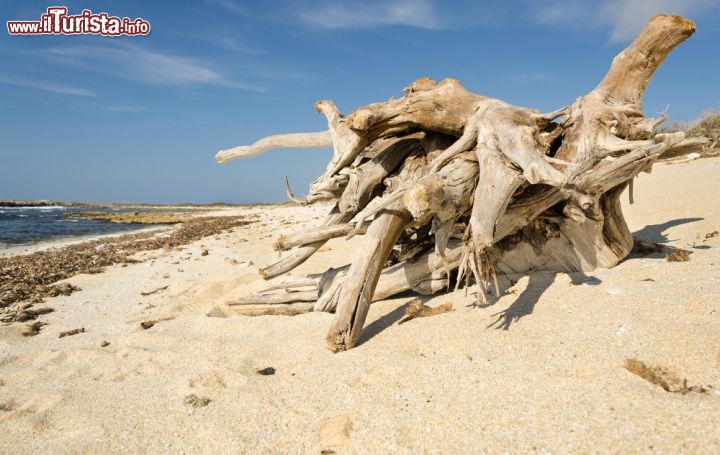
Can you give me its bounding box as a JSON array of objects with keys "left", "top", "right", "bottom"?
[{"left": 1, "top": 158, "right": 719, "bottom": 453}]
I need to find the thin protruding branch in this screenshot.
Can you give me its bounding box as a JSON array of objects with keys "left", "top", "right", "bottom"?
[
  {"left": 284, "top": 175, "right": 303, "bottom": 204},
  {"left": 215, "top": 131, "right": 332, "bottom": 164},
  {"left": 260, "top": 207, "right": 351, "bottom": 279},
  {"left": 274, "top": 222, "right": 369, "bottom": 251},
  {"left": 232, "top": 302, "right": 315, "bottom": 316},
  {"left": 228, "top": 290, "right": 318, "bottom": 305}
]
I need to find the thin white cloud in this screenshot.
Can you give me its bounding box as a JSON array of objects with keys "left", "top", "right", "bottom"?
[
  {"left": 45, "top": 44, "right": 219, "bottom": 85},
  {"left": 0, "top": 75, "right": 95, "bottom": 97},
  {"left": 533, "top": 2, "right": 588, "bottom": 25},
  {"left": 533, "top": 0, "right": 718, "bottom": 42},
  {"left": 42, "top": 43, "right": 262, "bottom": 90},
  {"left": 299, "top": 0, "right": 442, "bottom": 29},
  {"left": 212, "top": 0, "right": 248, "bottom": 15},
  {"left": 97, "top": 105, "right": 146, "bottom": 113},
  {"left": 599, "top": 0, "right": 717, "bottom": 42},
  {"left": 195, "top": 34, "right": 262, "bottom": 54}
]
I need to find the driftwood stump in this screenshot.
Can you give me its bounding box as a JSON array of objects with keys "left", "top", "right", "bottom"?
[{"left": 217, "top": 15, "right": 704, "bottom": 352}]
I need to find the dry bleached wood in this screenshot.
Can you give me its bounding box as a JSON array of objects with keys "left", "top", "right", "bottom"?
[
  {"left": 218, "top": 15, "right": 699, "bottom": 351},
  {"left": 215, "top": 131, "right": 332, "bottom": 164}
]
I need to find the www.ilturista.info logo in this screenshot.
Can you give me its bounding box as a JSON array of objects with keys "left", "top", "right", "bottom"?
[{"left": 7, "top": 7, "right": 150, "bottom": 36}]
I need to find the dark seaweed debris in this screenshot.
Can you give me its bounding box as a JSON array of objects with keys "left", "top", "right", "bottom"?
[
  {"left": 256, "top": 367, "right": 276, "bottom": 376},
  {"left": 624, "top": 359, "right": 710, "bottom": 394},
  {"left": 1, "top": 216, "right": 253, "bottom": 310}
]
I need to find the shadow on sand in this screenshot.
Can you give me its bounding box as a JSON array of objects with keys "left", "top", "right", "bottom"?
[
  {"left": 356, "top": 217, "right": 706, "bottom": 341},
  {"left": 631, "top": 217, "right": 703, "bottom": 244}
]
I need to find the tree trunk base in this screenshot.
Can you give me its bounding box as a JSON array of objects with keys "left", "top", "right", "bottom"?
[{"left": 218, "top": 15, "right": 702, "bottom": 351}]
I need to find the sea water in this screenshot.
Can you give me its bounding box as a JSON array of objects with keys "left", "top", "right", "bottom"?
[{"left": 0, "top": 206, "right": 157, "bottom": 249}]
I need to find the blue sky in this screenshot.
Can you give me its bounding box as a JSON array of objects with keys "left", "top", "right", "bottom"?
[{"left": 1, "top": 0, "right": 719, "bottom": 204}]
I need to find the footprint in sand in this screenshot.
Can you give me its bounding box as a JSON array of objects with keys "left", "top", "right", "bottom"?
[
  {"left": 187, "top": 366, "right": 249, "bottom": 390},
  {"left": 130, "top": 275, "right": 252, "bottom": 325},
  {"left": 320, "top": 415, "right": 352, "bottom": 453},
  {"left": 0, "top": 398, "right": 18, "bottom": 412}
]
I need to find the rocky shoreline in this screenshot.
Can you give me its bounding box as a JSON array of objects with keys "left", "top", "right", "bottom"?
[
  {"left": 0, "top": 199, "right": 245, "bottom": 209},
  {"left": 0, "top": 199, "right": 68, "bottom": 208},
  {"left": 64, "top": 211, "right": 198, "bottom": 224}
]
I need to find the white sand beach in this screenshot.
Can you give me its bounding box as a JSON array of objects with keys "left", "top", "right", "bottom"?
[{"left": 1, "top": 158, "right": 719, "bottom": 453}]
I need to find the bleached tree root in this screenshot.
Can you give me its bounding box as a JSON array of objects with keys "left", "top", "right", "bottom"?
[{"left": 218, "top": 15, "right": 700, "bottom": 351}]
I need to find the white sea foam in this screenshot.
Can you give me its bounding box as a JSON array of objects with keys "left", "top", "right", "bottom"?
[{"left": 0, "top": 206, "right": 66, "bottom": 211}]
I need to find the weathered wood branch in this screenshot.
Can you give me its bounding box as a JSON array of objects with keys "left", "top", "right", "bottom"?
[
  {"left": 229, "top": 290, "right": 318, "bottom": 305},
  {"left": 339, "top": 133, "right": 423, "bottom": 215},
  {"left": 260, "top": 207, "right": 351, "bottom": 279},
  {"left": 274, "top": 222, "right": 369, "bottom": 252},
  {"left": 215, "top": 131, "right": 332, "bottom": 164},
  {"left": 326, "top": 199, "right": 412, "bottom": 351}
]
